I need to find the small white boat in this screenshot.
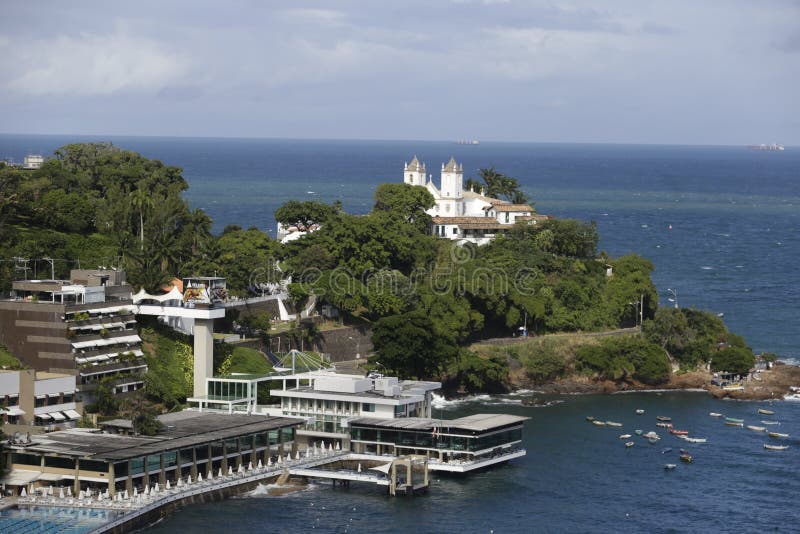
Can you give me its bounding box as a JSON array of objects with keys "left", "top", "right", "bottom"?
[
  {"left": 635, "top": 409, "right": 645, "bottom": 415},
  {"left": 592, "top": 420, "right": 607, "bottom": 426},
  {"left": 764, "top": 444, "right": 789, "bottom": 451},
  {"left": 619, "top": 434, "right": 632, "bottom": 439},
  {"left": 683, "top": 437, "right": 707, "bottom": 443},
  {"left": 625, "top": 441, "right": 635, "bottom": 448},
  {"left": 605, "top": 421, "right": 623, "bottom": 427},
  {"left": 656, "top": 422, "right": 673, "bottom": 428},
  {"left": 747, "top": 425, "right": 766, "bottom": 432},
  {"left": 709, "top": 412, "right": 723, "bottom": 417},
  {"left": 761, "top": 420, "right": 780, "bottom": 425},
  {"left": 664, "top": 464, "right": 677, "bottom": 470},
  {"left": 768, "top": 432, "right": 789, "bottom": 439},
  {"left": 758, "top": 408, "right": 775, "bottom": 415},
  {"left": 643, "top": 431, "right": 660, "bottom": 439}
]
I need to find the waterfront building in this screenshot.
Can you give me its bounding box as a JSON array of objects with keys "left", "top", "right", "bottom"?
[
  {"left": 0, "top": 369, "right": 81, "bottom": 428},
  {"left": 22, "top": 154, "right": 44, "bottom": 169},
  {"left": 403, "top": 156, "right": 545, "bottom": 245},
  {"left": 1, "top": 411, "right": 302, "bottom": 497},
  {"left": 0, "top": 270, "right": 145, "bottom": 402},
  {"left": 348, "top": 413, "right": 528, "bottom": 472}
]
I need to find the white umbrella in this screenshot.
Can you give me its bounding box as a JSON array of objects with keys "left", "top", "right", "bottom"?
[
  {"left": 208, "top": 471, "right": 213, "bottom": 481},
  {"left": 227, "top": 466, "right": 233, "bottom": 476},
  {"left": 295, "top": 451, "right": 300, "bottom": 460},
  {"left": 286, "top": 453, "right": 291, "bottom": 462},
  {"left": 267, "top": 457, "right": 273, "bottom": 467},
  {"left": 20, "top": 488, "right": 27, "bottom": 497},
  {"left": 104, "top": 488, "right": 110, "bottom": 498},
  {"left": 48, "top": 485, "right": 54, "bottom": 496},
  {"left": 78, "top": 490, "right": 83, "bottom": 500},
  {"left": 257, "top": 459, "right": 263, "bottom": 469},
  {"left": 237, "top": 464, "right": 244, "bottom": 474},
  {"left": 198, "top": 472, "right": 204, "bottom": 482},
  {"left": 59, "top": 487, "right": 65, "bottom": 499},
  {"left": 277, "top": 455, "right": 282, "bottom": 465},
  {"left": 97, "top": 493, "right": 103, "bottom": 502},
  {"left": 144, "top": 485, "right": 150, "bottom": 496},
  {"left": 336, "top": 442, "right": 341, "bottom": 451},
  {"left": 248, "top": 461, "right": 253, "bottom": 471},
  {"left": 133, "top": 487, "right": 138, "bottom": 497},
  {"left": 218, "top": 468, "right": 223, "bottom": 478},
  {"left": 124, "top": 489, "right": 129, "bottom": 499},
  {"left": 358, "top": 463, "right": 362, "bottom": 473},
  {"left": 177, "top": 478, "right": 183, "bottom": 488},
  {"left": 166, "top": 479, "right": 171, "bottom": 490},
  {"left": 67, "top": 486, "right": 72, "bottom": 497}
]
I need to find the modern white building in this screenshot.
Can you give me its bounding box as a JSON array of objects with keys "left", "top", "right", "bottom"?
[
  {"left": 22, "top": 154, "right": 44, "bottom": 170},
  {"left": 0, "top": 369, "right": 81, "bottom": 428},
  {"left": 404, "top": 155, "right": 546, "bottom": 245}
]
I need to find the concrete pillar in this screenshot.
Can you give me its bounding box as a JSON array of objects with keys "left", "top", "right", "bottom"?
[
  {"left": 193, "top": 318, "right": 215, "bottom": 398},
  {"left": 206, "top": 445, "right": 212, "bottom": 476},
  {"left": 108, "top": 462, "right": 115, "bottom": 497},
  {"left": 73, "top": 458, "right": 80, "bottom": 495},
  {"left": 191, "top": 448, "right": 198, "bottom": 480},
  {"left": 159, "top": 454, "right": 165, "bottom": 486},
  {"left": 125, "top": 461, "right": 133, "bottom": 495}
]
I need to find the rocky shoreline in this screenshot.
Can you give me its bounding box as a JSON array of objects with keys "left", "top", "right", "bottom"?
[{"left": 508, "top": 362, "right": 800, "bottom": 401}]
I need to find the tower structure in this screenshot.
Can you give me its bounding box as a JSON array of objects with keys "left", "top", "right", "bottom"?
[{"left": 404, "top": 155, "right": 427, "bottom": 186}]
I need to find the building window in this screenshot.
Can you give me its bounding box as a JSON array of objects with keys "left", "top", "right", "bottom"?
[
  {"left": 452, "top": 228, "right": 457, "bottom": 235},
  {"left": 505, "top": 213, "right": 510, "bottom": 223},
  {"left": 362, "top": 403, "right": 375, "bottom": 413}
]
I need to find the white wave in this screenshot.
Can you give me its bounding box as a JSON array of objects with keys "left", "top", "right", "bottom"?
[
  {"left": 431, "top": 393, "right": 492, "bottom": 408},
  {"left": 508, "top": 389, "right": 544, "bottom": 396},
  {"left": 701, "top": 266, "right": 714, "bottom": 270},
  {"left": 779, "top": 357, "right": 800, "bottom": 367},
  {"left": 482, "top": 398, "right": 523, "bottom": 406},
  {"left": 612, "top": 388, "right": 706, "bottom": 394},
  {"left": 243, "top": 482, "right": 319, "bottom": 498},
  {"left": 784, "top": 394, "right": 800, "bottom": 402}
]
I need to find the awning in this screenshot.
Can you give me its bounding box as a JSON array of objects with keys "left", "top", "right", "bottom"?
[
  {"left": 71, "top": 334, "right": 141, "bottom": 349},
  {"left": 369, "top": 462, "right": 393, "bottom": 475},
  {"left": 38, "top": 472, "right": 65, "bottom": 482},
  {"left": 64, "top": 409, "right": 82, "bottom": 420},
  {"left": 0, "top": 470, "right": 41, "bottom": 486},
  {"left": 49, "top": 412, "right": 66, "bottom": 421},
  {"left": 35, "top": 413, "right": 52, "bottom": 420},
  {"left": 4, "top": 407, "right": 25, "bottom": 416}
]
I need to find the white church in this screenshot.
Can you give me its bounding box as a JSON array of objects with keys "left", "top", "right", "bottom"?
[{"left": 403, "top": 155, "right": 545, "bottom": 245}]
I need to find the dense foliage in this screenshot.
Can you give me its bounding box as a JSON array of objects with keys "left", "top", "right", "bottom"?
[{"left": 575, "top": 335, "right": 672, "bottom": 385}]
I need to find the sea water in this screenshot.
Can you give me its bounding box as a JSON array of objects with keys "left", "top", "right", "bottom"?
[{"left": 2, "top": 135, "right": 799, "bottom": 531}]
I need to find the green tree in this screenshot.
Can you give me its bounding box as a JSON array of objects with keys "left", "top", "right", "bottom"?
[
  {"left": 275, "top": 200, "right": 337, "bottom": 231},
  {"left": 372, "top": 309, "right": 453, "bottom": 379},
  {"left": 373, "top": 183, "right": 435, "bottom": 227},
  {"left": 711, "top": 346, "right": 755, "bottom": 376},
  {"left": 130, "top": 185, "right": 153, "bottom": 250}
]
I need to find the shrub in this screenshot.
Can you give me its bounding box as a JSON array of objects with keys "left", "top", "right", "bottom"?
[{"left": 711, "top": 346, "right": 755, "bottom": 376}]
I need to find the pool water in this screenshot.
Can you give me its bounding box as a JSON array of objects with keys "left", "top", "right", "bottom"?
[{"left": 0, "top": 505, "right": 121, "bottom": 534}]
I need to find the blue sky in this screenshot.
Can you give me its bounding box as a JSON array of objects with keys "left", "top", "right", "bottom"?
[{"left": 1, "top": 1, "right": 797, "bottom": 144}]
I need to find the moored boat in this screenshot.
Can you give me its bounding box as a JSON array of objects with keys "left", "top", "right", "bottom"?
[
  {"left": 680, "top": 453, "right": 692, "bottom": 463},
  {"left": 764, "top": 444, "right": 789, "bottom": 451},
  {"left": 592, "top": 420, "right": 606, "bottom": 426},
  {"left": 619, "top": 434, "right": 632, "bottom": 439},
  {"left": 669, "top": 429, "right": 689, "bottom": 435},
  {"left": 648, "top": 437, "right": 660, "bottom": 444},
  {"left": 747, "top": 425, "right": 766, "bottom": 432},
  {"left": 656, "top": 416, "right": 671, "bottom": 422},
  {"left": 768, "top": 432, "right": 789, "bottom": 439},
  {"left": 635, "top": 409, "right": 645, "bottom": 415},
  {"left": 625, "top": 441, "right": 634, "bottom": 448},
  {"left": 656, "top": 422, "right": 673, "bottom": 428},
  {"left": 758, "top": 409, "right": 775, "bottom": 415},
  {"left": 725, "top": 417, "right": 744, "bottom": 423},
  {"left": 709, "top": 412, "right": 723, "bottom": 417},
  {"left": 605, "top": 421, "right": 623, "bottom": 427},
  {"left": 761, "top": 420, "right": 780, "bottom": 425},
  {"left": 683, "top": 437, "right": 707, "bottom": 443},
  {"left": 664, "top": 463, "right": 677, "bottom": 470},
  {"left": 725, "top": 421, "right": 744, "bottom": 427},
  {"left": 634, "top": 429, "right": 643, "bottom": 435},
  {"left": 586, "top": 416, "right": 596, "bottom": 422}
]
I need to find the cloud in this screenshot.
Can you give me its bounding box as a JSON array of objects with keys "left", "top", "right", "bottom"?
[{"left": 5, "top": 28, "right": 189, "bottom": 96}]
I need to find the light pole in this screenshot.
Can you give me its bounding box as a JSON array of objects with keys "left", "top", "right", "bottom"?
[{"left": 667, "top": 288, "right": 678, "bottom": 309}]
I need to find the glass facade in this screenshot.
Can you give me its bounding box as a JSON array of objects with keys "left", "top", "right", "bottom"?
[
  {"left": 350, "top": 425, "right": 523, "bottom": 453},
  {"left": 207, "top": 380, "right": 250, "bottom": 400}
]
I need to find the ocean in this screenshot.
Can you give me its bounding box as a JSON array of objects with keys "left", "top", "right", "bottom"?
[{"left": 2, "top": 135, "right": 799, "bottom": 532}]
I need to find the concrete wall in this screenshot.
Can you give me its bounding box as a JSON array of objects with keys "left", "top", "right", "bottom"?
[
  {"left": 315, "top": 325, "right": 373, "bottom": 363},
  {"left": 0, "top": 301, "right": 73, "bottom": 372}
]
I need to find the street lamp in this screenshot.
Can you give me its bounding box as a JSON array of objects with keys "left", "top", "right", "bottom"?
[
  {"left": 626, "top": 294, "right": 644, "bottom": 331},
  {"left": 667, "top": 288, "right": 678, "bottom": 309}
]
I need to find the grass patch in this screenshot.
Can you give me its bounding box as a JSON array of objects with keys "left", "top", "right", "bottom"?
[{"left": 0, "top": 344, "right": 24, "bottom": 369}]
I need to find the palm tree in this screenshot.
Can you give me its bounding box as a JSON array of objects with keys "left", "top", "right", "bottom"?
[
  {"left": 130, "top": 186, "right": 153, "bottom": 250},
  {"left": 187, "top": 208, "right": 213, "bottom": 255}
]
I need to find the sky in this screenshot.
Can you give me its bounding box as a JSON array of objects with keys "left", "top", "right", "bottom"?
[{"left": 1, "top": 0, "right": 798, "bottom": 145}]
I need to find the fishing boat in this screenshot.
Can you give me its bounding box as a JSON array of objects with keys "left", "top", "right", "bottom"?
[
  {"left": 643, "top": 431, "right": 659, "bottom": 439},
  {"left": 656, "top": 416, "right": 672, "bottom": 422},
  {"left": 635, "top": 409, "right": 645, "bottom": 415},
  {"left": 619, "top": 434, "right": 632, "bottom": 439},
  {"left": 586, "top": 416, "right": 596, "bottom": 422},
  {"left": 683, "top": 437, "right": 707, "bottom": 443},
  {"left": 747, "top": 425, "right": 766, "bottom": 432},
  {"left": 592, "top": 420, "right": 606, "bottom": 426},
  {"left": 664, "top": 464, "right": 677, "bottom": 470},
  {"left": 761, "top": 421, "right": 780, "bottom": 425},
  {"left": 725, "top": 417, "right": 744, "bottom": 423},
  {"left": 605, "top": 421, "right": 623, "bottom": 427},
  {"left": 764, "top": 444, "right": 789, "bottom": 451},
  {"left": 768, "top": 432, "right": 789, "bottom": 439},
  {"left": 758, "top": 409, "right": 775, "bottom": 415},
  {"left": 680, "top": 453, "right": 692, "bottom": 463},
  {"left": 725, "top": 421, "right": 744, "bottom": 427},
  {"left": 709, "top": 412, "right": 723, "bottom": 417},
  {"left": 634, "top": 429, "right": 643, "bottom": 435},
  {"left": 669, "top": 429, "right": 689, "bottom": 435},
  {"left": 625, "top": 441, "right": 634, "bottom": 448},
  {"left": 656, "top": 422, "right": 673, "bottom": 428},
  {"left": 661, "top": 448, "right": 673, "bottom": 454},
  {"left": 648, "top": 437, "right": 660, "bottom": 444}
]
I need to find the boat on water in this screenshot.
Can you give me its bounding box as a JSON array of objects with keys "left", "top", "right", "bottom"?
[
  {"left": 683, "top": 437, "right": 707, "bottom": 443},
  {"left": 761, "top": 420, "right": 780, "bottom": 425},
  {"left": 669, "top": 429, "right": 689, "bottom": 435},
  {"left": 634, "top": 429, "right": 643, "bottom": 435},
  {"left": 661, "top": 448, "right": 673, "bottom": 454},
  {"left": 725, "top": 417, "right": 744, "bottom": 423},
  {"left": 758, "top": 409, "right": 775, "bottom": 415},
  {"left": 619, "top": 434, "right": 632, "bottom": 439},
  {"left": 664, "top": 464, "right": 677, "bottom": 470},
  {"left": 648, "top": 437, "right": 660, "bottom": 444},
  {"left": 656, "top": 422, "right": 673, "bottom": 428},
  {"left": 768, "top": 432, "right": 789, "bottom": 439},
  {"left": 725, "top": 421, "right": 744, "bottom": 427},
  {"left": 764, "top": 444, "right": 789, "bottom": 451},
  {"left": 709, "top": 412, "right": 723, "bottom": 417},
  {"left": 605, "top": 421, "right": 623, "bottom": 427},
  {"left": 643, "top": 431, "right": 659, "bottom": 439},
  {"left": 625, "top": 441, "right": 635, "bottom": 448},
  {"left": 747, "top": 144, "right": 785, "bottom": 151},
  {"left": 635, "top": 409, "right": 645, "bottom": 415},
  {"left": 747, "top": 425, "right": 766, "bottom": 432},
  {"left": 586, "top": 416, "right": 595, "bottom": 422},
  {"left": 680, "top": 454, "right": 692, "bottom": 463},
  {"left": 656, "top": 416, "right": 671, "bottom": 422},
  {"left": 592, "top": 420, "right": 607, "bottom": 426}
]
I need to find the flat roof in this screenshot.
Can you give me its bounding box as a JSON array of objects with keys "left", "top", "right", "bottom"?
[
  {"left": 13, "top": 412, "right": 302, "bottom": 462},
  {"left": 349, "top": 413, "right": 529, "bottom": 433}
]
